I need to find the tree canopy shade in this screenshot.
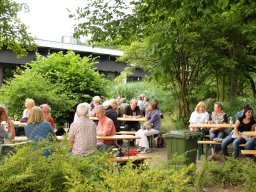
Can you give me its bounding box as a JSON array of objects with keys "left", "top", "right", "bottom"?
[
  {"left": 0, "top": 0, "right": 36, "bottom": 56},
  {"left": 70, "top": 0, "right": 256, "bottom": 118}
]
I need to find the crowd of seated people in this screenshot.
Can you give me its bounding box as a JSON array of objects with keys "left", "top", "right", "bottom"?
[
  {"left": 189, "top": 102, "right": 256, "bottom": 160},
  {"left": 1, "top": 94, "right": 161, "bottom": 156}
]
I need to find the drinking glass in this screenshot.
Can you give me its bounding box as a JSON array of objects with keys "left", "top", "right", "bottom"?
[
  {"left": 14, "top": 114, "right": 18, "bottom": 121},
  {"left": 64, "top": 123, "right": 69, "bottom": 133},
  {"left": 132, "top": 112, "right": 136, "bottom": 118}
]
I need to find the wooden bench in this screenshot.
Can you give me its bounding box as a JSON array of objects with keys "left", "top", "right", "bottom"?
[
  {"left": 117, "top": 131, "right": 136, "bottom": 135},
  {"left": 109, "top": 155, "right": 152, "bottom": 162},
  {"left": 241, "top": 150, "right": 256, "bottom": 155},
  {"left": 197, "top": 140, "right": 221, "bottom": 160}
]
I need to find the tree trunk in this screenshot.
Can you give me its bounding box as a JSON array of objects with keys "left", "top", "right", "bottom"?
[
  {"left": 216, "top": 76, "right": 219, "bottom": 101},
  {"left": 221, "top": 75, "right": 225, "bottom": 102}
]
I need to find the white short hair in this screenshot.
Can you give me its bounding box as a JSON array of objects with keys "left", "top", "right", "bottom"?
[
  {"left": 40, "top": 104, "right": 51, "bottom": 111},
  {"left": 93, "top": 96, "right": 101, "bottom": 102},
  {"left": 76, "top": 103, "right": 90, "bottom": 117}
]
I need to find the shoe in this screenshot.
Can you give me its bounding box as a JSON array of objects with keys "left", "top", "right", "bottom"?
[
  {"left": 208, "top": 154, "right": 214, "bottom": 161},
  {"left": 136, "top": 147, "right": 144, "bottom": 152},
  {"left": 140, "top": 148, "right": 151, "bottom": 154}
]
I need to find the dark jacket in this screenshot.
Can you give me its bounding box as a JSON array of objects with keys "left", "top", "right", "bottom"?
[{"left": 105, "top": 106, "right": 120, "bottom": 132}]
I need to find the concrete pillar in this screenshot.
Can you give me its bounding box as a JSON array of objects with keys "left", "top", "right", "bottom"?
[{"left": 0, "top": 65, "right": 3, "bottom": 86}]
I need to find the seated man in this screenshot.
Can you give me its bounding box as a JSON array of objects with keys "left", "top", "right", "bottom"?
[
  {"left": 68, "top": 103, "right": 96, "bottom": 156},
  {"left": 40, "top": 104, "right": 55, "bottom": 129},
  {"left": 123, "top": 99, "right": 141, "bottom": 131},
  {"left": 95, "top": 105, "right": 116, "bottom": 152},
  {"left": 0, "top": 106, "right": 15, "bottom": 144}
]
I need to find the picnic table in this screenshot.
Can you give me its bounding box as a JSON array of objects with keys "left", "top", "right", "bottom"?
[
  {"left": 189, "top": 123, "right": 235, "bottom": 129},
  {"left": 97, "top": 135, "right": 140, "bottom": 158},
  {"left": 1, "top": 121, "right": 27, "bottom": 127},
  {"left": 242, "top": 131, "right": 256, "bottom": 137},
  {"left": 89, "top": 116, "right": 146, "bottom": 122}
]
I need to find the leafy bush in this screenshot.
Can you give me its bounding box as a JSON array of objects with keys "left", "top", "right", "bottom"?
[
  {"left": 107, "top": 81, "right": 173, "bottom": 113},
  {"left": 195, "top": 158, "right": 256, "bottom": 191},
  {"left": 29, "top": 51, "right": 108, "bottom": 103},
  {"left": 0, "top": 140, "right": 197, "bottom": 192},
  {"left": 0, "top": 69, "right": 75, "bottom": 124}
]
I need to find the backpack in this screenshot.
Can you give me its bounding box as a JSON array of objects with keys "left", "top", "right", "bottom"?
[{"left": 154, "top": 134, "right": 165, "bottom": 148}]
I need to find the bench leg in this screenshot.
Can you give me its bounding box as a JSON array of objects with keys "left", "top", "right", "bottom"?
[
  {"left": 198, "top": 144, "right": 202, "bottom": 160},
  {"left": 205, "top": 144, "right": 210, "bottom": 160}
]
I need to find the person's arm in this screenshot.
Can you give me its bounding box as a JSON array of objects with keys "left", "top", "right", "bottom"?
[
  {"left": 234, "top": 119, "right": 241, "bottom": 137},
  {"left": 123, "top": 105, "right": 131, "bottom": 118},
  {"left": 68, "top": 123, "right": 75, "bottom": 144},
  {"left": 147, "top": 111, "right": 159, "bottom": 125},
  {"left": 135, "top": 107, "right": 142, "bottom": 118},
  {"left": 3, "top": 113, "right": 15, "bottom": 138}
]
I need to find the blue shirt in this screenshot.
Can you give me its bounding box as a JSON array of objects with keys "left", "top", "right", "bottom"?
[{"left": 25, "top": 121, "right": 55, "bottom": 142}]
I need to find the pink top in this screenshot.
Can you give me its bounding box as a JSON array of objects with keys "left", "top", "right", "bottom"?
[
  {"left": 97, "top": 116, "right": 116, "bottom": 145},
  {"left": 68, "top": 116, "right": 96, "bottom": 156}
]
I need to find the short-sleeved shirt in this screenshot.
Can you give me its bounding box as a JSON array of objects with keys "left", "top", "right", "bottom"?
[
  {"left": 238, "top": 117, "right": 256, "bottom": 132},
  {"left": 68, "top": 116, "right": 96, "bottom": 156},
  {"left": 210, "top": 112, "right": 228, "bottom": 124},
  {"left": 189, "top": 111, "right": 209, "bottom": 124},
  {"left": 97, "top": 117, "right": 116, "bottom": 145},
  {"left": 124, "top": 105, "right": 141, "bottom": 124},
  {"left": 25, "top": 121, "right": 55, "bottom": 142}
]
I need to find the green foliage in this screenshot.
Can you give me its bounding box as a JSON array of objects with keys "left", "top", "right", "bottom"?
[
  {"left": 71, "top": 0, "right": 256, "bottom": 120},
  {"left": 0, "top": 140, "right": 196, "bottom": 191},
  {"left": 107, "top": 81, "right": 173, "bottom": 112},
  {"left": 0, "top": 0, "right": 36, "bottom": 56},
  {"left": 195, "top": 158, "right": 256, "bottom": 191},
  {"left": 29, "top": 51, "right": 107, "bottom": 103},
  {"left": 0, "top": 69, "right": 75, "bottom": 124}
]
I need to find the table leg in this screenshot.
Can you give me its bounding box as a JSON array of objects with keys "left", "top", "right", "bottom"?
[{"left": 127, "top": 140, "right": 130, "bottom": 158}]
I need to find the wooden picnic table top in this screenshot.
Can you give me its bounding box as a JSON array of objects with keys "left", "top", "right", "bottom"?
[
  {"left": 117, "top": 131, "right": 136, "bottom": 135},
  {"left": 14, "top": 136, "right": 64, "bottom": 142},
  {"left": 242, "top": 131, "right": 256, "bottom": 137},
  {"left": 241, "top": 150, "right": 256, "bottom": 155},
  {"left": 1, "top": 121, "right": 27, "bottom": 127},
  {"left": 97, "top": 135, "right": 140, "bottom": 141},
  {"left": 189, "top": 123, "right": 235, "bottom": 129},
  {"left": 89, "top": 117, "right": 146, "bottom": 122}
]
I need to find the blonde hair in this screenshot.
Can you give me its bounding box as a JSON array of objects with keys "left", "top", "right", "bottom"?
[
  {"left": 195, "top": 102, "right": 206, "bottom": 112},
  {"left": 25, "top": 98, "right": 35, "bottom": 108},
  {"left": 27, "top": 106, "right": 44, "bottom": 124}
]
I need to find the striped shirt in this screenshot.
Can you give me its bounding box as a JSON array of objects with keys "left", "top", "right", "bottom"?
[{"left": 68, "top": 116, "right": 96, "bottom": 156}]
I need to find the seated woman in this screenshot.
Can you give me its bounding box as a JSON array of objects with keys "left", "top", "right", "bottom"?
[
  {"left": 189, "top": 101, "right": 209, "bottom": 134},
  {"left": 135, "top": 100, "right": 161, "bottom": 154},
  {"left": 209, "top": 102, "right": 228, "bottom": 160},
  {"left": 21, "top": 98, "right": 35, "bottom": 122},
  {"left": 222, "top": 107, "right": 256, "bottom": 159},
  {"left": 24, "top": 106, "right": 55, "bottom": 142},
  {"left": 40, "top": 104, "right": 55, "bottom": 129},
  {"left": 0, "top": 106, "right": 15, "bottom": 144}
]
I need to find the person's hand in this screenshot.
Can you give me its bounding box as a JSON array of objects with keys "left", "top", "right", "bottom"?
[{"left": 210, "top": 128, "right": 216, "bottom": 132}]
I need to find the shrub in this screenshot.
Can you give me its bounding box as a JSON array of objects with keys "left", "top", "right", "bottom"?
[
  {"left": 0, "top": 141, "right": 196, "bottom": 192},
  {"left": 107, "top": 81, "right": 173, "bottom": 113},
  {"left": 0, "top": 69, "right": 75, "bottom": 124},
  {"left": 29, "top": 51, "right": 108, "bottom": 103}
]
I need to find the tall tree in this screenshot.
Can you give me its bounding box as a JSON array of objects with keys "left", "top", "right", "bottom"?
[
  {"left": 0, "top": 0, "right": 36, "bottom": 56},
  {"left": 70, "top": 0, "right": 256, "bottom": 118}
]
